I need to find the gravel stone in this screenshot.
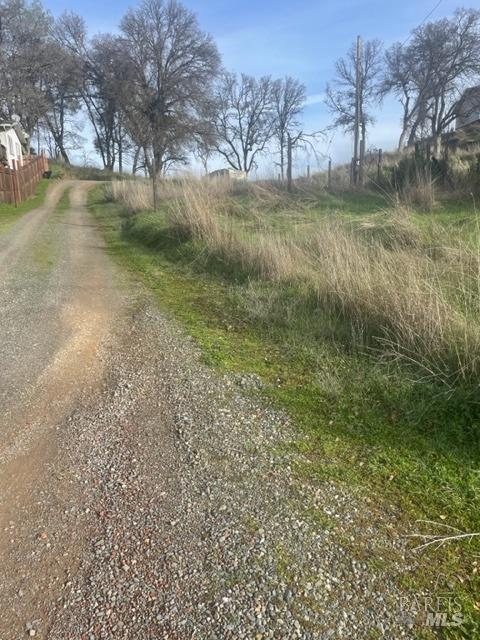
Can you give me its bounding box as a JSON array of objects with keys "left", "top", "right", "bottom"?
[{"left": 0, "top": 181, "right": 418, "bottom": 639}]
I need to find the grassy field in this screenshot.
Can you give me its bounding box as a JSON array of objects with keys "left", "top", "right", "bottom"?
[
  {"left": 0, "top": 179, "right": 50, "bottom": 235},
  {"left": 90, "top": 179, "right": 480, "bottom": 637}
]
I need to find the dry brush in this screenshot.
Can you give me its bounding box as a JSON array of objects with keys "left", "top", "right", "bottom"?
[{"left": 109, "top": 177, "right": 480, "bottom": 388}]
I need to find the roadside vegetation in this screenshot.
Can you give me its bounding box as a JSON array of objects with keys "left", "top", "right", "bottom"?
[
  {"left": 90, "top": 167, "right": 480, "bottom": 635},
  {"left": 48, "top": 160, "right": 132, "bottom": 182},
  {"left": 0, "top": 179, "right": 50, "bottom": 235}
]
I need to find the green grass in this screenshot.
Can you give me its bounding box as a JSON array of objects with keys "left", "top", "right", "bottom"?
[
  {"left": 31, "top": 186, "right": 70, "bottom": 270},
  {"left": 0, "top": 179, "right": 50, "bottom": 235},
  {"left": 90, "top": 186, "right": 480, "bottom": 637},
  {"left": 222, "top": 185, "right": 479, "bottom": 246},
  {"left": 311, "top": 189, "right": 388, "bottom": 215},
  {"left": 55, "top": 187, "right": 71, "bottom": 213}
]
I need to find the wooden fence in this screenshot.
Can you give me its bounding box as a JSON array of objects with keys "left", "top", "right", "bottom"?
[{"left": 0, "top": 154, "right": 49, "bottom": 206}]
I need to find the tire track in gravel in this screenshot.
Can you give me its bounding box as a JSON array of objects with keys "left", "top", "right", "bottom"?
[
  {"left": 0, "top": 181, "right": 69, "bottom": 276},
  {"left": 0, "top": 180, "right": 119, "bottom": 638}
]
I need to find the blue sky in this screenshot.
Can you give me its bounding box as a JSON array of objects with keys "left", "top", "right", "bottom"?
[{"left": 42, "top": 0, "right": 478, "bottom": 173}]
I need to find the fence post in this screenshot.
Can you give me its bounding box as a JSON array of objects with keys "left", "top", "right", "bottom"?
[
  {"left": 377, "top": 148, "right": 383, "bottom": 182},
  {"left": 426, "top": 142, "right": 432, "bottom": 182},
  {"left": 0, "top": 167, "right": 6, "bottom": 204},
  {"left": 12, "top": 160, "right": 19, "bottom": 207},
  {"left": 328, "top": 158, "right": 332, "bottom": 190}
]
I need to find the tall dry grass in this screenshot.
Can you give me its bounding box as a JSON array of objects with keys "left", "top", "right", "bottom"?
[
  {"left": 399, "top": 176, "right": 437, "bottom": 212},
  {"left": 305, "top": 220, "right": 480, "bottom": 383},
  {"left": 108, "top": 179, "right": 154, "bottom": 210},
  {"left": 168, "top": 180, "right": 307, "bottom": 281},
  {"left": 110, "top": 177, "right": 480, "bottom": 387}
]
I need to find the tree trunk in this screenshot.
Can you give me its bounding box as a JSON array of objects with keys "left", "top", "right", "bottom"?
[
  {"left": 152, "top": 146, "right": 164, "bottom": 178},
  {"left": 398, "top": 128, "right": 408, "bottom": 151},
  {"left": 118, "top": 139, "right": 123, "bottom": 174},
  {"left": 407, "top": 121, "right": 419, "bottom": 147},
  {"left": 398, "top": 97, "right": 410, "bottom": 151},
  {"left": 132, "top": 146, "right": 141, "bottom": 174},
  {"left": 52, "top": 133, "right": 70, "bottom": 164},
  {"left": 280, "top": 138, "right": 285, "bottom": 180},
  {"left": 60, "top": 147, "right": 70, "bottom": 164},
  {"left": 433, "top": 134, "right": 442, "bottom": 157}
]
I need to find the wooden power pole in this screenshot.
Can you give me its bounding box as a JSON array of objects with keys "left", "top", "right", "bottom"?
[
  {"left": 287, "top": 133, "right": 293, "bottom": 192},
  {"left": 353, "top": 35, "right": 362, "bottom": 187},
  {"left": 151, "top": 152, "right": 158, "bottom": 211}
]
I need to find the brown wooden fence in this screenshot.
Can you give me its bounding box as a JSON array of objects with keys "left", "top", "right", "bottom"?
[{"left": 0, "top": 154, "right": 49, "bottom": 206}]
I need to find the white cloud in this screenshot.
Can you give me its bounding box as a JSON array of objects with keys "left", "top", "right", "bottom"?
[{"left": 305, "top": 93, "right": 325, "bottom": 107}]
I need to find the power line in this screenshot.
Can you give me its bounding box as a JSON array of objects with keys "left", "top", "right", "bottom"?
[{"left": 401, "top": 0, "right": 443, "bottom": 46}]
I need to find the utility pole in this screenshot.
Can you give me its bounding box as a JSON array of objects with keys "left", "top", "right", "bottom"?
[
  {"left": 327, "top": 158, "right": 332, "bottom": 190},
  {"left": 353, "top": 35, "right": 362, "bottom": 187},
  {"left": 151, "top": 151, "right": 158, "bottom": 211},
  {"left": 359, "top": 137, "right": 365, "bottom": 186},
  {"left": 287, "top": 133, "right": 293, "bottom": 192}
]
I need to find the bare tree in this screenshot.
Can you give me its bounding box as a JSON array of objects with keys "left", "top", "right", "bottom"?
[
  {"left": 113, "top": 0, "right": 220, "bottom": 177},
  {"left": 382, "top": 9, "right": 480, "bottom": 152},
  {"left": 88, "top": 34, "right": 131, "bottom": 172},
  {"left": 0, "top": 0, "right": 53, "bottom": 136},
  {"left": 272, "top": 76, "right": 306, "bottom": 179},
  {"left": 193, "top": 135, "right": 214, "bottom": 175},
  {"left": 414, "top": 9, "right": 480, "bottom": 153},
  {"left": 325, "top": 39, "right": 383, "bottom": 139},
  {"left": 212, "top": 72, "right": 275, "bottom": 174},
  {"left": 40, "top": 40, "right": 83, "bottom": 163},
  {"left": 325, "top": 38, "right": 382, "bottom": 184},
  {"left": 379, "top": 43, "right": 430, "bottom": 150},
  {"left": 54, "top": 14, "right": 130, "bottom": 171}
]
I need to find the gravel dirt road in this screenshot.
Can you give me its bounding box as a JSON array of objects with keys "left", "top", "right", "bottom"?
[{"left": 0, "top": 181, "right": 416, "bottom": 639}]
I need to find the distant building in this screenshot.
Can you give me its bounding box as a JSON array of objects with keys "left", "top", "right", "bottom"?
[
  {"left": 208, "top": 168, "right": 247, "bottom": 181},
  {"left": 455, "top": 86, "right": 480, "bottom": 129},
  {"left": 0, "top": 123, "right": 28, "bottom": 169}
]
